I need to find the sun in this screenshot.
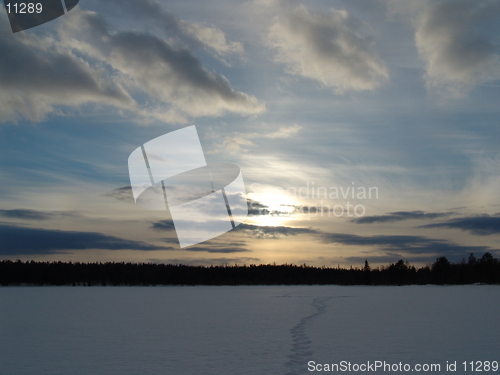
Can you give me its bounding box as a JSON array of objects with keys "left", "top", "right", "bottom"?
[{"left": 247, "top": 189, "right": 298, "bottom": 226}]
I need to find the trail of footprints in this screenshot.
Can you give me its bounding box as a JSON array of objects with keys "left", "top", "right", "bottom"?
[
  {"left": 284, "top": 295, "right": 353, "bottom": 375},
  {"left": 284, "top": 296, "right": 333, "bottom": 375}
]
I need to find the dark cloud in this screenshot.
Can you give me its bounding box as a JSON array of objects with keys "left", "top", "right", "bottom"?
[
  {"left": 419, "top": 215, "right": 500, "bottom": 236},
  {"left": 247, "top": 199, "right": 294, "bottom": 217},
  {"left": 247, "top": 199, "right": 271, "bottom": 216},
  {"left": 158, "top": 236, "right": 249, "bottom": 253},
  {"left": 352, "top": 210, "right": 453, "bottom": 224},
  {"left": 160, "top": 237, "right": 180, "bottom": 245},
  {"left": 0, "top": 224, "right": 164, "bottom": 255},
  {"left": 153, "top": 220, "right": 319, "bottom": 241},
  {"left": 152, "top": 223, "right": 250, "bottom": 253},
  {"left": 152, "top": 217, "right": 238, "bottom": 232},
  {"left": 0, "top": 209, "right": 78, "bottom": 221},
  {"left": 151, "top": 220, "right": 176, "bottom": 231},
  {"left": 247, "top": 200, "right": 329, "bottom": 217},
  {"left": 188, "top": 238, "right": 250, "bottom": 254},
  {"left": 321, "top": 232, "right": 492, "bottom": 257},
  {"left": 152, "top": 220, "right": 239, "bottom": 235},
  {"left": 182, "top": 246, "right": 250, "bottom": 254}
]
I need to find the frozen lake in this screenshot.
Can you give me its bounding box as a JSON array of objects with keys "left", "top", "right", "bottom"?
[{"left": 1, "top": 285, "right": 499, "bottom": 374}]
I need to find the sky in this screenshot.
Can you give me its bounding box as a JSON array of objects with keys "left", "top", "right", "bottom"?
[{"left": 1, "top": 0, "right": 500, "bottom": 268}]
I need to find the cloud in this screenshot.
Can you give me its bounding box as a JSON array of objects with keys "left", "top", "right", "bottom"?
[
  {"left": 59, "top": 10, "right": 263, "bottom": 122},
  {"left": 0, "top": 224, "right": 164, "bottom": 255},
  {"left": 157, "top": 235, "right": 250, "bottom": 253},
  {"left": 98, "top": 0, "right": 244, "bottom": 58},
  {"left": 0, "top": 16, "right": 133, "bottom": 122},
  {"left": 267, "top": 4, "right": 388, "bottom": 92},
  {"left": 419, "top": 214, "right": 500, "bottom": 236},
  {"left": 152, "top": 225, "right": 251, "bottom": 253},
  {"left": 414, "top": 0, "right": 500, "bottom": 95},
  {"left": 0, "top": 209, "right": 79, "bottom": 221},
  {"left": 182, "top": 22, "right": 244, "bottom": 57},
  {"left": 152, "top": 215, "right": 240, "bottom": 233},
  {"left": 151, "top": 220, "right": 176, "bottom": 231},
  {"left": 0, "top": 8, "right": 264, "bottom": 123},
  {"left": 236, "top": 223, "right": 318, "bottom": 239},
  {"left": 211, "top": 124, "right": 301, "bottom": 153},
  {"left": 263, "top": 124, "right": 302, "bottom": 139},
  {"left": 246, "top": 203, "right": 349, "bottom": 218},
  {"left": 321, "top": 232, "right": 492, "bottom": 256},
  {"left": 181, "top": 245, "right": 250, "bottom": 254},
  {"left": 247, "top": 200, "right": 271, "bottom": 216},
  {"left": 352, "top": 210, "right": 453, "bottom": 224},
  {"left": 247, "top": 203, "right": 334, "bottom": 218},
  {"left": 103, "top": 186, "right": 134, "bottom": 203}
]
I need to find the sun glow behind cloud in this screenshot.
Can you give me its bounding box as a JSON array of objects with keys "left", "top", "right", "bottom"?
[{"left": 247, "top": 188, "right": 298, "bottom": 226}]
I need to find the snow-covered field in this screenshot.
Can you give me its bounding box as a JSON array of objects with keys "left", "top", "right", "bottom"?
[{"left": 1, "top": 285, "right": 499, "bottom": 375}]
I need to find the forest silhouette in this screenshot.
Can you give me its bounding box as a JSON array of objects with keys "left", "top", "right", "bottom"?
[{"left": 1, "top": 253, "right": 499, "bottom": 286}]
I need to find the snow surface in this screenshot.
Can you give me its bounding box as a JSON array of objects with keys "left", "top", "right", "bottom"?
[{"left": 0, "top": 285, "right": 499, "bottom": 374}]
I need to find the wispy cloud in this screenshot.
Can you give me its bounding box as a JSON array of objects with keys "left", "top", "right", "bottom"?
[
  {"left": 103, "top": 186, "right": 134, "bottom": 203},
  {"left": 0, "top": 209, "right": 79, "bottom": 221},
  {"left": 210, "top": 124, "right": 301, "bottom": 153}
]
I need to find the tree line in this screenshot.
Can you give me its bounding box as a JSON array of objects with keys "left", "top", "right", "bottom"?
[{"left": 1, "top": 253, "right": 499, "bottom": 286}]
